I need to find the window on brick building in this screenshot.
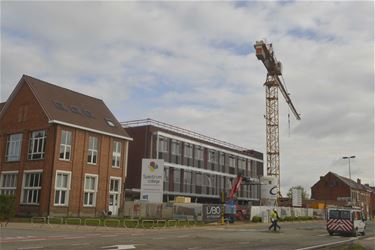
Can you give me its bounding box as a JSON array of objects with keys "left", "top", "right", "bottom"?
[
  {"left": 84, "top": 174, "right": 98, "bottom": 206},
  {"left": 59, "top": 130, "right": 72, "bottom": 160},
  {"left": 87, "top": 136, "right": 98, "bottom": 164},
  {"left": 6, "top": 133, "right": 23, "bottom": 161},
  {"left": 112, "top": 141, "right": 121, "bottom": 168},
  {"left": 54, "top": 171, "right": 71, "bottom": 206},
  {"left": 28, "top": 130, "right": 46, "bottom": 160},
  {"left": 21, "top": 171, "right": 42, "bottom": 205},
  {"left": 0, "top": 172, "right": 18, "bottom": 196}
]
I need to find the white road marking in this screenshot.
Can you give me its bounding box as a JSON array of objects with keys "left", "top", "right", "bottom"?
[
  {"left": 152, "top": 237, "right": 166, "bottom": 240},
  {"left": 295, "top": 237, "right": 358, "bottom": 250},
  {"left": 101, "top": 245, "right": 136, "bottom": 249},
  {"left": 64, "top": 236, "right": 86, "bottom": 239},
  {"left": 17, "top": 247, "right": 44, "bottom": 250},
  {"left": 72, "top": 243, "right": 90, "bottom": 246},
  {"left": 364, "top": 236, "right": 375, "bottom": 241},
  {"left": 21, "top": 239, "right": 46, "bottom": 242}
]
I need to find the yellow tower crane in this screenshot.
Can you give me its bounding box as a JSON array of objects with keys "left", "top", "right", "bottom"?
[{"left": 254, "top": 40, "right": 301, "bottom": 198}]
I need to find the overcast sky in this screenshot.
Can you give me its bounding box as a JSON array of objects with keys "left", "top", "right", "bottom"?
[{"left": 1, "top": 1, "right": 374, "bottom": 195}]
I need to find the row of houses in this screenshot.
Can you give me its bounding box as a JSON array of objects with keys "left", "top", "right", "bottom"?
[
  {"left": 0, "top": 75, "right": 264, "bottom": 217},
  {"left": 311, "top": 172, "right": 375, "bottom": 219}
]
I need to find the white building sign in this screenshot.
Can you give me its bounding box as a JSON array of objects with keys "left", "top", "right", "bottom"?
[
  {"left": 140, "top": 159, "right": 164, "bottom": 203},
  {"left": 292, "top": 188, "right": 302, "bottom": 207}
]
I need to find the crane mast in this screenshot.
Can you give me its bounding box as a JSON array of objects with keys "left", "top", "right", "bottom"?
[{"left": 254, "top": 40, "right": 301, "bottom": 195}]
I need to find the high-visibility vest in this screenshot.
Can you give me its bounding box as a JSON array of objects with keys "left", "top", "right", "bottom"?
[{"left": 271, "top": 211, "right": 277, "bottom": 220}]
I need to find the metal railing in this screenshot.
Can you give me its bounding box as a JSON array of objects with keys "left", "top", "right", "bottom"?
[{"left": 121, "top": 118, "right": 255, "bottom": 154}]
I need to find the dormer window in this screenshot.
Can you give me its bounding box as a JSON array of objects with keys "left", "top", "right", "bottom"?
[
  {"left": 82, "top": 110, "right": 93, "bottom": 118},
  {"left": 106, "top": 119, "right": 115, "bottom": 127},
  {"left": 53, "top": 101, "right": 67, "bottom": 111},
  {"left": 70, "top": 106, "right": 81, "bottom": 115}
]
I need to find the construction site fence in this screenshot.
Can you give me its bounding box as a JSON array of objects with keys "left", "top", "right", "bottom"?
[
  {"left": 123, "top": 201, "right": 326, "bottom": 222},
  {"left": 250, "top": 206, "right": 326, "bottom": 223}
]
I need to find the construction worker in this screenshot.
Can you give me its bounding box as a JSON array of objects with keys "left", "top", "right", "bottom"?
[{"left": 268, "top": 208, "right": 281, "bottom": 231}]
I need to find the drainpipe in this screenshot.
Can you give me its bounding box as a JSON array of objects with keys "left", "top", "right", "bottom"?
[{"left": 48, "top": 124, "right": 58, "bottom": 217}]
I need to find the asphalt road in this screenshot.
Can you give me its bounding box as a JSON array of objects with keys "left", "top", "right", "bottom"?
[{"left": 1, "top": 220, "right": 374, "bottom": 250}]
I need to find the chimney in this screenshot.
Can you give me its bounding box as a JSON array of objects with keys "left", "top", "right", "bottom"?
[
  {"left": 357, "top": 178, "right": 361, "bottom": 184},
  {"left": 320, "top": 176, "right": 324, "bottom": 181}
]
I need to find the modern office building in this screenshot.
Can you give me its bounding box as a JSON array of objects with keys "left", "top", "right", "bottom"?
[
  {"left": 122, "top": 119, "right": 264, "bottom": 205},
  {"left": 0, "top": 75, "right": 132, "bottom": 217}
]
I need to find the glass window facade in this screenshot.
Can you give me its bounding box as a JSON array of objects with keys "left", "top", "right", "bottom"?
[{"left": 154, "top": 133, "right": 263, "bottom": 201}]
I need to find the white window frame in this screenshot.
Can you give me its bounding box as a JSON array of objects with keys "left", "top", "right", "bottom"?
[
  {"left": 54, "top": 170, "right": 71, "bottom": 206},
  {"left": 6, "top": 133, "right": 23, "bottom": 162},
  {"left": 28, "top": 130, "right": 46, "bottom": 160},
  {"left": 87, "top": 136, "right": 98, "bottom": 165},
  {"left": 112, "top": 141, "right": 121, "bottom": 168},
  {"left": 21, "top": 170, "right": 43, "bottom": 205},
  {"left": 109, "top": 177, "right": 122, "bottom": 194},
  {"left": 59, "top": 130, "right": 72, "bottom": 161},
  {"left": 0, "top": 171, "right": 18, "bottom": 196},
  {"left": 83, "top": 174, "right": 98, "bottom": 207}
]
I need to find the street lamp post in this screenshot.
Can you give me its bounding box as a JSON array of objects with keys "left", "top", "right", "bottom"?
[{"left": 342, "top": 156, "right": 356, "bottom": 179}]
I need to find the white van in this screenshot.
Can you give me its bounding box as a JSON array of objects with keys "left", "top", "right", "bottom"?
[{"left": 327, "top": 208, "right": 366, "bottom": 236}]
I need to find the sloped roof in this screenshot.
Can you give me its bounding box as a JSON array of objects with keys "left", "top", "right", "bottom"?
[
  {"left": 3, "top": 75, "right": 131, "bottom": 140},
  {"left": 0, "top": 102, "right": 5, "bottom": 112},
  {"left": 331, "top": 172, "right": 369, "bottom": 191}
]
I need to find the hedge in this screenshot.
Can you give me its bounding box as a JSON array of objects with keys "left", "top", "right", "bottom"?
[
  {"left": 251, "top": 215, "right": 262, "bottom": 223},
  {"left": 0, "top": 195, "right": 16, "bottom": 223}
]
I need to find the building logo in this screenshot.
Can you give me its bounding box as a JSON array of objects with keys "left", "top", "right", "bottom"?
[
  {"left": 148, "top": 161, "right": 158, "bottom": 173},
  {"left": 269, "top": 185, "right": 279, "bottom": 195}
]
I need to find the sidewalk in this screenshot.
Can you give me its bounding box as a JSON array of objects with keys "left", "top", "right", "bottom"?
[{"left": 1, "top": 219, "right": 326, "bottom": 233}]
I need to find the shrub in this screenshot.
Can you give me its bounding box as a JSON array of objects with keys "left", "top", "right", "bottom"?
[
  {"left": 0, "top": 195, "right": 16, "bottom": 223},
  {"left": 251, "top": 216, "right": 262, "bottom": 223}
]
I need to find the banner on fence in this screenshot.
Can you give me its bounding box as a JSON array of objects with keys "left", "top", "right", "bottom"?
[{"left": 202, "top": 204, "right": 222, "bottom": 222}]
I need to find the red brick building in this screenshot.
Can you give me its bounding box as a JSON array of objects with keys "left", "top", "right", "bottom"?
[
  {"left": 311, "top": 172, "right": 373, "bottom": 218},
  {"left": 0, "top": 75, "right": 132, "bottom": 217}
]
